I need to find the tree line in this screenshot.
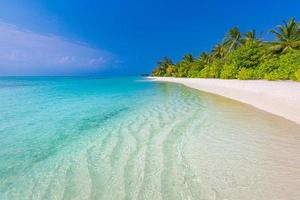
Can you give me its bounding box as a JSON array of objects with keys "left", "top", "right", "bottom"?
[{"left": 152, "top": 18, "right": 300, "bottom": 81}]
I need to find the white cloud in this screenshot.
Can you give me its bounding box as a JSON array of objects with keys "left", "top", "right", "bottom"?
[{"left": 0, "top": 22, "right": 114, "bottom": 75}]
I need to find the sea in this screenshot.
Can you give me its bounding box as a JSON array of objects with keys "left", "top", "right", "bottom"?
[{"left": 0, "top": 77, "right": 299, "bottom": 200}]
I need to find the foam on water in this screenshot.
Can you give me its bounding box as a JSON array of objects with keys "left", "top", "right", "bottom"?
[{"left": 0, "top": 77, "right": 299, "bottom": 200}]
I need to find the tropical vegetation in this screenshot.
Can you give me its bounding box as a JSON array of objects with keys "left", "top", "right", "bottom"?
[{"left": 152, "top": 18, "right": 300, "bottom": 81}]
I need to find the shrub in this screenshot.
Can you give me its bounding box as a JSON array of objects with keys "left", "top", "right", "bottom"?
[
  {"left": 237, "top": 68, "right": 255, "bottom": 80},
  {"left": 199, "top": 61, "right": 222, "bottom": 78},
  {"left": 256, "top": 54, "right": 279, "bottom": 79},
  {"left": 199, "top": 65, "right": 210, "bottom": 78},
  {"left": 230, "top": 41, "right": 264, "bottom": 69},
  {"left": 211, "top": 60, "right": 223, "bottom": 78},
  {"left": 187, "top": 62, "right": 204, "bottom": 77},
  {"left": 295, "top": 69, "right": 300, "bottom": 82},
  {"left": 208, "top": 64, "right": 220, "bottom": 78},
  {"left": 263, "top": 50, "right": 300, "bottom": 80},
  {"left": 220, "top": 64, "right": 238, "bottom": 79},
  {"left": 165, "top": 65, "right": 176, "bottom": 77},
  {"left": 265, "top": 71, "right": 285, "bottom": 80},
  {"left": 276, "top": 50, "right": 300, "bottom": 80}
]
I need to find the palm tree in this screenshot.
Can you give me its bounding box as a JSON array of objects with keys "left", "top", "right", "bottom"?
[
  {"left": 157, "top": 57, "right": 173, "bottom": 68},
  {"left": 211, "top": 43, "right": 228, "bottom": 59},
  {"left": 182, "top": 54, "right": 194, "bottom": 63},
  {"left": 155, "top": 57, "right": 173, "bottom": 76},
  {"left": 199, "top": 52, "right": 212, "bottom": 64},
  {"left": 242, "top": 30, "right": 258, "bottom": 43},
  {"left": 199, "top": 52, "right": 210, "bottom": 61},
  {"left": 176, "top": 54, "right": 194, "bottom": 77},
  {"left": 224, "top": 27, "right": 242, "bottom": 52},
  {"left": 269, "top": 18, "right": 300, "bottom": 53}
]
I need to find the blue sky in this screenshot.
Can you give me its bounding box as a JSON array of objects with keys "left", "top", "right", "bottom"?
[{"left": 0, "top": 0, "right": 300, "bottom": 76}]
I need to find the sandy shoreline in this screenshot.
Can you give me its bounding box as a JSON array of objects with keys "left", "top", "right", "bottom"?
[{"left": 149, "top": 77, "right": 300, "bottom": 125}]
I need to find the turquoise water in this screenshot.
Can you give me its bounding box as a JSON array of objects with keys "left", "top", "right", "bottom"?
[{"left": 0, "top": 77, "right": 300, "bottom": 200}]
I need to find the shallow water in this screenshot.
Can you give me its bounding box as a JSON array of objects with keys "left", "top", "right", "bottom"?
[{"left": 0, "top": 77, "right": 299, "bottom": 200}]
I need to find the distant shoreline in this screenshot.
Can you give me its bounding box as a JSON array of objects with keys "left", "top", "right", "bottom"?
[{"left": 149, "top": 77, "right": 300, "bottom": 125}]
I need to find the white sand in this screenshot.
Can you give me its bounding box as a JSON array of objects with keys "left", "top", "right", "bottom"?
[{"left": 149, "top": 77, "right": 300, "bottom": 125}]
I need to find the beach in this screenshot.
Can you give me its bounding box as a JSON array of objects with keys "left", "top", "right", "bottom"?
[
  {"left": 149, "top": 77, "right": 300, "bottom": 125},
  {"left": 2, "top": 1, "right": 300, "bottom": 199}
]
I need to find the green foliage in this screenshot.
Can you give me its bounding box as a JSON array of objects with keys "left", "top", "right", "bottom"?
[
  {"left": 264, "top": 71, "right": 283, "bottom": 80},
  {"left": 269, "top": 18, "right": 300, "bottom": 53},
  {"left": 264, "top": 50, "right": 300, "bottom": 80},
  {"left": 198, "top": 60, "right": 223, "bottom": 78},
  {"left": 229, "top": 41, "right": 263, "bottom": 69},
  {"left": 220, "top": 63, "right": 238, "bottom": 79},
  {"left": 165, "top": 65, "right": 176, "bottom": 77},
  {"left": 152, "top": 57, "right": 173, "bottom": 76},
  {"left": 176, "top": 63, "right": 189, "bottom": 77},
  {"left": 224, "top": 27, "right": 242, "bottom": 52},
  {"left": 187, "top": 61, "right": 204, "bottom": 77},
  {"left": 255, "top": 53, "right": 279, "bottom": 79},
  {"left": 152, "top": 18, "right": 300, "bottom": 81},
  {"left": 237, "top": 68, "right": 255, "bottom": 80},
  {"left": 295, "top": 69, "right": 300, "bottom": 81},
  {"left": 242, "top": 30, "right": 260, "bottom": 44}
]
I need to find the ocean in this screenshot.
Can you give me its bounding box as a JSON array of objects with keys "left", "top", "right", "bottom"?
[{"left": 0, "top": 77, "right": 299, "bottom": 200}]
